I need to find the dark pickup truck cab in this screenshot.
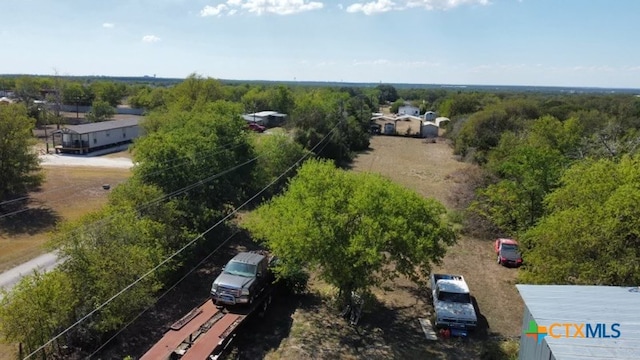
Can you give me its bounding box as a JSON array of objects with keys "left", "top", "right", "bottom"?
[{"left": 210, "top": 251, "right": 274, "bottom": 307}]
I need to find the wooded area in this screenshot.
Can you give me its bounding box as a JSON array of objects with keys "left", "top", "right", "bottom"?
[{"left": 1, "top": 74, "right": 640, "bottom": 358}]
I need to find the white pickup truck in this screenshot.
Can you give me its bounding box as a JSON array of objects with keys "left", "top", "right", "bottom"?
[{"left": 430, "top": 273, "right": 478, "bottom": 334}]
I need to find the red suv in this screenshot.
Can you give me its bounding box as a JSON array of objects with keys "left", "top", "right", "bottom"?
[{"left": 246, "top": 122, "right": 266, "bottom": 133}]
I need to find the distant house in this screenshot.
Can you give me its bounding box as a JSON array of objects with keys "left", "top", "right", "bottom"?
[
  {"left": 52, "top": 118, "right": 141, "bottom": 154},
  {"left": 517, "top": 285, "right": 640, "bottom": 360},
  {"left": 242, "top": 111, "right": 287, "bottom": 127},
  {"left": 424, "top": 111, "right": 437, "bottom": 121},
  {"left": 398, "top": 105, "right": 420, "bottom": 116}
]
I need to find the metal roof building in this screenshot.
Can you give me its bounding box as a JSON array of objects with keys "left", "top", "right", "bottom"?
[
  {"left": 517, "top": 284, "right": 640, "bottom": 360},
  {"left": 53, "top": 118, "right": 141, "bottom": 154},
  {"left": 62, "top": 118, "right": 140, "bottom": 134}
]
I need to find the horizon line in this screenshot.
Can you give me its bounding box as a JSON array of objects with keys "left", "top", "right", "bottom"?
[{"left": 1, "top": 73, "right": 640, "bottom": 92}]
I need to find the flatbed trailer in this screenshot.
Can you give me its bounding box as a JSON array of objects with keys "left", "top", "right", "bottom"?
[{"left": 141, "top": 289, "right": 272, "bottom": 360}]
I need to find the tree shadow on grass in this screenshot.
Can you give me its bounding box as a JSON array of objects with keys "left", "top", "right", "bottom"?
[{"left": 0, "top": 204, "right": 61, "bottom": 235}]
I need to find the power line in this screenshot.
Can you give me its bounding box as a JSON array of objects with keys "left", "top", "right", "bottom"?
[
  {"left": 23, "top": 122, "right": 339, "bottom": 360},
  {"left": 87, "top": 230, "right": 240, "bottom": 358},
  {"left": 0, "top": 139, "right": 246, "bottom": 211},
  {"left": 0, "top": 141, "right": 262, "bottom": 264}
]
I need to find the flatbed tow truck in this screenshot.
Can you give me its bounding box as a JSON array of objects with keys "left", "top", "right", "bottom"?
[
  {"left": 141, "top": 289, "right": 272, "bottom": 360},
  {"left": 141, "top": 251, "right": 274, "bottom": 360}
]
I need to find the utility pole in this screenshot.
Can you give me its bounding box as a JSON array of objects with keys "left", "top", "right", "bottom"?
[{"left": 39, "top": 107, "right": 49, "bottom": 153}]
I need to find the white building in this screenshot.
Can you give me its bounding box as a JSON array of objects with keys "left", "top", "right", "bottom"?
[
  {"left": 398, "top": 105, "right": 420, "bottom": 116},
  {"left": 53, "top": 118, "right": 141, "bottom": 154},
  {"left": 242, "top": 111, "right": 287, "bottom": 127}
]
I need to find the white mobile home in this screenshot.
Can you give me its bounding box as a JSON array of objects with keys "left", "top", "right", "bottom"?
[
  {"left": 398, "top": 105, "right": 420, "bottom": 116},
  {"left": 53, "top": 118, "right": 141, "bottom": 154}
]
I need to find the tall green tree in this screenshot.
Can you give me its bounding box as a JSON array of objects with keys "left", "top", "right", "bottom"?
[
  {"left": 0, "top": 270, "right": 77, "bottom": 358},
  {"left": 86, "top": 99, "right": 115, "bottom": 122},
  {"left": 52, "top": 207, "right": 167, "bottom": 337},
  {"left": 519, "top": 154, "right": 640, "bottom": 286},
  {"left": 0, "top": 104, "right": 43, "bottom": 202},
  {"left": 132, "top": 101, "right": 255, "bottom": 231},
  {"left": 91, "top": 81, "right": 125, "bottom": 107},
  {"left": 375, "top": 84, "right": 398, "bottom": 103},
  {"left": 244, "top": 160, "right": 456, "bottom": 304}
]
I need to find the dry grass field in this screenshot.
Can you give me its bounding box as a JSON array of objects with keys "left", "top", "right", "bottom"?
[
  {"left": 227, "top": 135, "right": 522, "bottom": 360},
  {"left": 0, "top": 166, "right": 132, "bottom": 272}
]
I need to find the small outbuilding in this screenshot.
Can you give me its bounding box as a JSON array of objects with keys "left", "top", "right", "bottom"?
[
  {"left": 435, "top": 117, "right": 450, "bottom": 128},
  {"left": 421, "top": 121, "right": 439, "bottom": 138},
  {"left": 52, "top": 118, "right": 141, "bottom": 154},
  {"left": 424, "top": 111, "right": 437, "bottom": 121},
  {"left": 516, "top": 284, "right": 640, "bottom": 360}
]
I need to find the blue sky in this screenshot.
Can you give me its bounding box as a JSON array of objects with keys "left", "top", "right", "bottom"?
[{"left": 2, "top": 0, "right": 639, "bottom": 88}]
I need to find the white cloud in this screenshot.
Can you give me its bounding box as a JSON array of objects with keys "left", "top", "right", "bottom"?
[
  {"left": 241, "top": 0, "right": 324, "bottom": 15},
  {"left": 142, "top": 35, "right": 161, "bottom": 43},
  {"left": 200, "top": 0, "right": 324, "bottom": 17},
  {"left": 102, "top": 22, "right": 115, "bottom": 28},
  {"left": 200, "top": 4, "right": 228, "bottom": 16},
  {"left": 346, "top": 0, "right": 489, "bottom": 14},
  {"left": 347, "top": 0, "right": 396, "bottom": 15}
]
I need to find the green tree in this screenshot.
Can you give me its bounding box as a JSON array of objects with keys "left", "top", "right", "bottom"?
[
  {"left": 244, "top": 160, "right": 456, "bottom": 304},
  {"left": 0, "top": 270, "right": 77, "bottom": 358},
  {"left": 52, "top": 208, "right": 166, "bottom": 336},
  {"left": 14, "top": 76, "right": 40, "bottom": 107},
  {"left": 168, "top": 73, "right": 224, "bottom": 111},
  {"left": 250, "top": 133, "right": 309, "bottom": 198},
  {"left": 390, "top": 98, "right": 405, "bottom": 114},
  {"left": 0, "top": 104, "right": 43, "bottom": 202},
  {"left": 375, "top": 84, "right": 398, "bottom": 103},
  {"left": 86, "top": 99, "right": 115, "bottom": 122},
  {"left": 132, "top": 101, "right": 255, "bottom": 231},
  {"left": 519, "top": 154, "right": 640, "bottom": 286},
  {"left": 91, "top": 81, "right": 125, "bottom": 107}
]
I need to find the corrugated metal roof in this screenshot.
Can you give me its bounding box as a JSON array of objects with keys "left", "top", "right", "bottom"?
[
  {"left": 63, "top": 118, "right": 141, "bottom": 135},
  {"left": 517, "top": 285, "right": 640, "bottom": 359}
]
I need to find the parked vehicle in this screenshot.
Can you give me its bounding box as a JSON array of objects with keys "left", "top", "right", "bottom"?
[
  {"left": 210, "top": 251, "right": 274, "bottom": 307},
  {"left": 246, "top": 122, "right": 266, "bottom": 132},
  {"left": 494, "top": 238, "right": 523, "bottom": 267},
  {"left": 429, "top": 273, "right": 477, "bottom": 334}
]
